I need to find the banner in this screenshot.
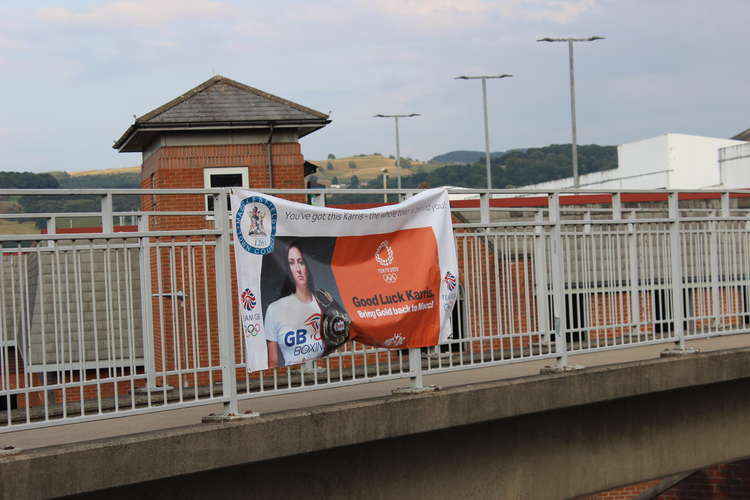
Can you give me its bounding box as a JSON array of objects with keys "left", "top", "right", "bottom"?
[{"left": 231, "top": 188, "right": 459, "bottom": 372}]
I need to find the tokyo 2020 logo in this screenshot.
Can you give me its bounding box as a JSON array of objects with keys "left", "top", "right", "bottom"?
[{"left": 375, "top": 240, "right": 399, "bottom": 284}]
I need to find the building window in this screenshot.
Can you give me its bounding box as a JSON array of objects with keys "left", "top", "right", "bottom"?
[{"left": 204, "top": 167, "right": 248, "bottom": 214}]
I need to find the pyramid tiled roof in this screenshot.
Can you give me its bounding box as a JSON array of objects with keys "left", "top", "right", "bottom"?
[
  {"left": 732, "top": 127, "right": 750, "bottom": 142},
  {"left": 114, "top": 76, "right": 329, "bottom": 151}
]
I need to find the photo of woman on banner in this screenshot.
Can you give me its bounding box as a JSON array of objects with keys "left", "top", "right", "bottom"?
[{"left": 263, "top": 239, "right": 351, "bottom": 368}]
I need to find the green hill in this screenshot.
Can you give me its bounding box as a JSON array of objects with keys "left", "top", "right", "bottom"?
[
  {"left": 429, "top": 150, "right": 504, "bottom": 164},
  {"left": 326, "top": 144, "right": 617, "bottom": 204},
  {"left": 409, "top": 144, "right": 617, "bottom": 189}
]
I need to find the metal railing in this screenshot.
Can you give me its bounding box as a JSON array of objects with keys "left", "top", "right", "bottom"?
[{"left": 2, "top": 187, "right": 750, "bottom": 431}]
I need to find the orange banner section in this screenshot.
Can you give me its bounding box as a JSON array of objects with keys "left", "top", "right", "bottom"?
[{"left": 331, "top": 228, "right": 440, "bottom": 348}]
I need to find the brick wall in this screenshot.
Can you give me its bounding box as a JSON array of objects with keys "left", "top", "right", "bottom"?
[
  {"left": 581, "top": 479, "right": 659, "bottom": 499},
  {"left": 584, "top": 457, "right": 750, "bottom": 499},
  {"left": 660, "top": 459, "right": 750, "bottom": 499},
  {"left": 141, "top": 142, "right": 306, "bottom": 389}
]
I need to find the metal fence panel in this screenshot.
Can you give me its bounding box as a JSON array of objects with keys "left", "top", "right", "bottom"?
[{"left": 2, "top": 188, "right": 750, "bottom": 431}]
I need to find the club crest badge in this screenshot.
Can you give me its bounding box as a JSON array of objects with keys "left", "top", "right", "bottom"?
[{"left": 235, "top": 196, "right": 276, "bottom": 255}]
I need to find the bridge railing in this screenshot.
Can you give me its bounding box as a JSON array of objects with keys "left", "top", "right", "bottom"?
[{"left": 1, "top": 188, "right": 750, "bottom": 431}]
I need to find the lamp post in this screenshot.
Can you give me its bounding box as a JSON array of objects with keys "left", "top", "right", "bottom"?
[
  {"left": 373, "top": 113, "right": 420, "bottom": 191},
  {"left": 537, "top": 36, "right": 605, "bottom": 188},
  {"left": 455, "top": 74, "right": 512, "bottom": 190}
]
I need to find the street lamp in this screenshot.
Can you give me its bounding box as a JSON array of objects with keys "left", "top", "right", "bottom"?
[
  {"left": 455, "top": 74, "right": 513, "bottom": 190},
  {"left": 537, "top": 36, "right": 605, "bottom": 188},
  {"left": 373, "top": 113, "right": 420, "bottom": 191}
]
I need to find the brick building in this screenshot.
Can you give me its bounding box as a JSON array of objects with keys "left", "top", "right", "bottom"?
[
  {"left": 114, "top": 74, "right": 329, "bottom": 201},
  {"left": 113, "top": 75, "right": 330, "bottom": 389}
]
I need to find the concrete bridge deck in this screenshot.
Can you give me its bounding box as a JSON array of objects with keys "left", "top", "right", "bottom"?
[
  {"left": 4, "top": 334, "right": 748, "bottom": 451},
  {"left": 3, "top": 334, "right": 750, "bottom": 499}
]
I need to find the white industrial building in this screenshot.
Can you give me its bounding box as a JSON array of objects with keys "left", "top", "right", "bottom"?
[
  {"left": 718, "top": 142, "right": 750, "bottom": 187},
  {"left": 521, "top": 133, "right": 749, "bottom": 190}
]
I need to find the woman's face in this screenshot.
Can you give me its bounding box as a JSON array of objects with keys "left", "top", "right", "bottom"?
[{"left": 287, "top": 246, "right": 308, "bottom": 289}]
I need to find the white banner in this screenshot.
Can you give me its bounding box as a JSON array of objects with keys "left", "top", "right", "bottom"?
[{"left": 231, "top": 188, "right": 459, "bottom": 372}]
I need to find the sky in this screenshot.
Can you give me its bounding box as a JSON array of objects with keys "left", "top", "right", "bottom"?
[{"left": 1, "top": 0, "right": 749, "bottom": 173}]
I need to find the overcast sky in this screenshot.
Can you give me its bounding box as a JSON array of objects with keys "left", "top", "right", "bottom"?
[{"left": 1, "top": 0, "right": 748, "bottom": 172}]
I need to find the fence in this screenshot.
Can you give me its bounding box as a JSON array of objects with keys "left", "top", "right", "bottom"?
[{"left": 1, "top": 188, "right": 750, "bottom": 431}]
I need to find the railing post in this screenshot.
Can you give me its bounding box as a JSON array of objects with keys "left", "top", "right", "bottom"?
[
  {"left": 45, "top": 217, "right": 56, "bottom": 248},
  {"left": 611, "top": 193, "right": 622, "bottom": 220},
  {"left": 408, "top": 348, "right": 423, "bottom": 388},
  {"left": 547, "top": 193, "right": 571, "bottom": 370},
  {"left": 303, "top": 192, "right": 328, "bottom": 375},
  {"left": 480, "top": 192, "right": 490, "bottom": 225},
  {"left": 721, "top": 192, "right": 731, "bottom": 217},
  {"left": 662, "top": 192, "right": 695, "bottom": 356},
  {"left": 626, "top": 208, "right": 641, "bottom": 338},
  {"left": 709, "top": 208, "right": 721, "bottom": 330},
  {"left": 708, "top": 192, "right": 732, "bottom": 331},
  {"left": 392, "top": 347, "right": 436, "bottom": 394},
  {"left": 101, "top": 193, "right": 113, "bottom": 233},
  {"left": 583, "top": 209, "right": 592, "bottom": 234},
  {"left": 394, "top": 190, "right": 434, "bottom": 391},
  {"left": 137, "top": 215, "right": 157, "bottom": 392},
  {"left": 311, "top": 190, "right": 326, "bottom": 208},
  {"left": 533, "top": 210, "right": 550, "bottom": 346},
  {"left": 213, "top": 191, "right": 240, "bottom": 415}
]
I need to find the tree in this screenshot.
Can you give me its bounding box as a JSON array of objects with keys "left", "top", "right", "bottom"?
[
  {"left": 348, "top": 160, "right": 357, "bottom": 169},
  {"left": 326, "top": 162, "right": 334, "bottom": 170},
  {"left": 0, "top": 171, "right": 59, "bottom": 189},
  {"left": 349, "top": 175, "right": 360, "bottom": 188},
  {"left": 331, "top": 176, "right": 339, "bottom": 185},
  {"left": 327, "top": 153, "right": 336, "bottom": 159}
]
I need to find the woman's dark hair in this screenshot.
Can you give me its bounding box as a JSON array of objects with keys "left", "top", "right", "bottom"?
[{"left": 278, "top": 239, "right": 315, "bottom": 297}]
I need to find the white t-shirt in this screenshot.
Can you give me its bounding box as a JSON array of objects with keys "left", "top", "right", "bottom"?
[{"left": 264, "top": 294, "right": 324, "bottom": 366}]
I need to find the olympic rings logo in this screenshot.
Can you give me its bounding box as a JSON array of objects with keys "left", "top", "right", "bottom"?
[
  {"left": 244, "top": 322, "right": 262, "bottom": 337},
  {"left": 382, "top": 273, "right": 398, "bottom": 284}
]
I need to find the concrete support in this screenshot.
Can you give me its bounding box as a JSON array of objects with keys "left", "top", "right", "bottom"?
[
  {"left": 104, "top": 378, "right": 750, "bottom": 500},
  {"left": 5, "top": 348, "right": 750, "bottom": 499}
]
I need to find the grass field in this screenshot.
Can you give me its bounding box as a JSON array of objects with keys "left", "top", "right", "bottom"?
[
  {"left": 0, "top": 200, "right": 20, "bottom": 212},
  {"left": 311, "top": 155, "right": 439, "bottom": 185},
  {"left": 64, "top": 156, "right": 446, "bottom": 186},
  {"left": 0, "top": 219, "right": 40, "bottom": 235},
  {"left": 70, "top": 166, "right": 140, "bottom": 176}
]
